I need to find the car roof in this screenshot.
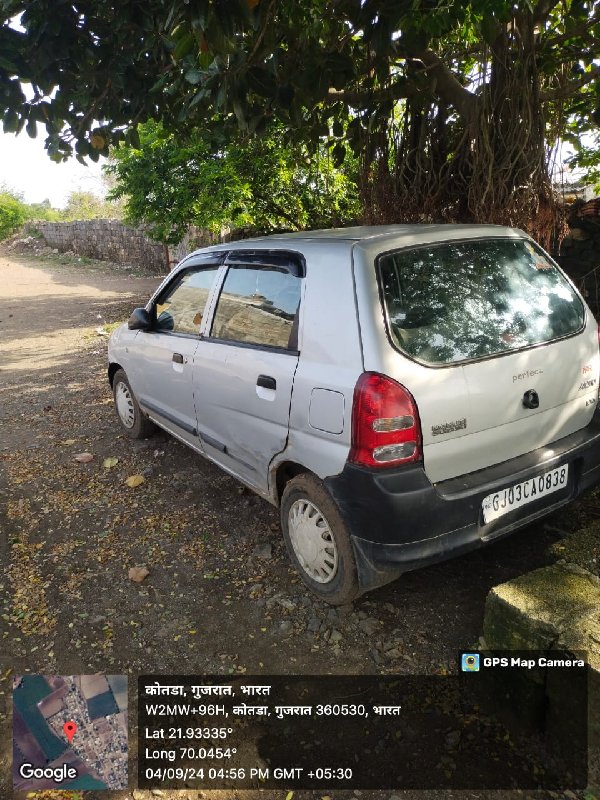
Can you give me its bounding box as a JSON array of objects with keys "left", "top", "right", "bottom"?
[
  {"left": 237, "top": 223, "right": 521, "bottom": 241},
  {"left": 185, "top": 223, "right": 526, "bottom": 260}
]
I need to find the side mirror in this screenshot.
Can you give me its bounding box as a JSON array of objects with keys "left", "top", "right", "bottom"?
[{"left": 128, "top": 307, "right": 152, "bottom": 331}]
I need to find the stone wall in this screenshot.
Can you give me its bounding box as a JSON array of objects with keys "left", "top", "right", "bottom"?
[
  {"left": 26, "top": 220, "right": 246, "bottom": 272},
  {"left": 28, "top": 220, "right": 168, "bottom": 271}
]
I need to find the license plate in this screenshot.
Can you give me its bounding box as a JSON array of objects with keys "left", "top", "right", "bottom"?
[{"left": 482, "top": 465, "right": 569, "bottom": 524}]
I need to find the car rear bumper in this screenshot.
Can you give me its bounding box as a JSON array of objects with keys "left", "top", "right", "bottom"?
[{"left": 324, "top": 415, "right": 600, "bottom": 592}]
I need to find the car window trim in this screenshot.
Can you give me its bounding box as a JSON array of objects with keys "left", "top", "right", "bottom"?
[
  {"left": 202, "top": 335, "right": 300, "bottom": 356},
  {"left": 224, "top": 249, "right": 306, "bottom": 277}
]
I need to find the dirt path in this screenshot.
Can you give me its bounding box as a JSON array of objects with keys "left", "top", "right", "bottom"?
[{"left": 1, "top": 252, "right": 587, "bottom": 800}]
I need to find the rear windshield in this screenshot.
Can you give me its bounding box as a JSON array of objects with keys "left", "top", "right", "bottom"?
[{"left": 378, "top": 238, "right": 585, "bottom": 366}]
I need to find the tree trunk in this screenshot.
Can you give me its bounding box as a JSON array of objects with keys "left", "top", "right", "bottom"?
[{"left": 360, "top": 12, "right": 565, "bottom": 247}]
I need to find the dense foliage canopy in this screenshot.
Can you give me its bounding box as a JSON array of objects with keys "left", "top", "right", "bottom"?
[
  {"left": 60, "top": 189, "right": 124, "bottom": 221},
  {"left": 0, "top": 187, "right": 64, "bottom": 239},
  {"left": 1, "top": 1, "right": 599, "bottom": 239},
  {"left": 0, "top": 191, "right": 29, "bottom": 239},
  {"left": 106, "top": 121, "right": 360, "bottom": 242}
]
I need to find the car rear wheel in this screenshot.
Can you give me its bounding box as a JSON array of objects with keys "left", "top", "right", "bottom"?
[
  {"left": 112, "top": 368, "right": 156, "bottom": 439},
  {"left": 280, "top": 473, "right": 359, "bottom": 605}
]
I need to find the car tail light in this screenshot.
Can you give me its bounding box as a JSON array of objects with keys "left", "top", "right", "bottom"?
[{"left": 349, "top": 372, "right": 422, "bottom": 468}]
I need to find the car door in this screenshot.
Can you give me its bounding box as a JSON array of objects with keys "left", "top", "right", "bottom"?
[
  {"left": 127, "top": 261, "right": 221, "bottom": 450},
  {"left": 192, "top": 250, "right": 304, "bottom": 493}
]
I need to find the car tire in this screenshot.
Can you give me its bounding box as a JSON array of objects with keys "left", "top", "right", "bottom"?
[
  {"left": 112, "top": 369, "right": 156, "bottom": 439},
  {"left": 280, "top": 472, "right": 359, "bottom": 605}
]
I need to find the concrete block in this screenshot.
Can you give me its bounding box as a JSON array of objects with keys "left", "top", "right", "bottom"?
[
  {"left": 484, "top": 560, "right": 600, "bottom": 792},
  {"left": 484, "top": 563, "right": 600, "bottom": 650}
]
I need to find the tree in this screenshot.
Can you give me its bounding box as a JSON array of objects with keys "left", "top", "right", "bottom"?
[
  {"left": 105, "top": 120, "right": 359, "bottom": 242},
  {"left": 0, "top": 188, "right": 60, "bottom": 239},
  {"left": 1, "top": 1, "right": 599, "bottom": 241},
  {"left": 60, "top": 190, "right": 124, "bottom": 221},
  {"left": 0, "top": 191, "right": 28, "bottom": 239}
]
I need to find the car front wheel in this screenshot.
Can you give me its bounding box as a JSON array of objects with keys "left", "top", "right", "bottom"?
[
  {"left": 112, "top": 368, "right": 155, "bottom": 439},
  {"left": 280, "top": 473, "right": 359, "bottom": 605}
]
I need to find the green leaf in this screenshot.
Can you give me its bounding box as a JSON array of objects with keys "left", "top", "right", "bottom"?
[
  {"left": 173, "top": 32, "right": 195, "bottom": 60},
  {"left": 3, "top": 110, "right": 19, "bottom": 133},
  {"left": 75, "top": 139, "right": 90, "bottom": 156},
  {"left": 190, "top": 88, "right": 209, "bottom": 108},
  {"left": 125, "top": 127, "right": 140, "bottom": 148},
  {"left": 184, "top": 68, "right": 204, "bottom": 85},
  {"left": 332, "top": 142, "right": 346, "bottom": 167}
]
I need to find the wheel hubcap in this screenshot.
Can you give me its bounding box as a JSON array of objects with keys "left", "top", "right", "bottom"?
[
  {"left": 115, "top": 381, "right": 135, "bottom": 428},
  {"left": 288, "top": 499, "right": 338, "bottom": 583}
]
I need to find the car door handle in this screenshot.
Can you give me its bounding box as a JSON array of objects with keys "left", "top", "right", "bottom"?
[
  {"left": 172, "top": 353, "right": 184, "bottom": 364},
  {"left": 257, "top": 374, "right": 276, "bottom": 390}
]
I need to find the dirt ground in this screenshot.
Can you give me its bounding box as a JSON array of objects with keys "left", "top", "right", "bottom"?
[{"left": 0, "top": 251, "right": 594, "bottom": 800}]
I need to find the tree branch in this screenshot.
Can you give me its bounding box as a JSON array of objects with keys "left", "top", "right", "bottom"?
[
  {"left": 326, "top": 50, "right": 478, "bottom": 122},
  {"left": 413, "top": 50, "right": 478, "bottom": 120},
  {"left": 247, "top": 0, "right": 278, "bottom": 66},
  {"left": 541, "top": 65, "right": 600, "bottom": 101},
  {"left": 326, "top": 81, "right": 418, "bottom": 106}
]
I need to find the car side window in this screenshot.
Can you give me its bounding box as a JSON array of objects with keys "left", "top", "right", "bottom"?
[
  {"left": 211, "top": 266, "right": 301, "bottom": 350},
  {"left": 154, "top": 267, "right": 219, "bottom": 335}
]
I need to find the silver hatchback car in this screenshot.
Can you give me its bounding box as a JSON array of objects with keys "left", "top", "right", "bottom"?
[{"left": 108, "top": 225, "right": 600, "bottom": 604}]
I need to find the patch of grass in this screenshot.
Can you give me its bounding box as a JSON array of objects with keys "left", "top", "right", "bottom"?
[
  {"left": 83, "top": 321, "right": 123, "bottom": 341},
  {"left": 101, "top": 321, "right": 122, "bottom": 335}
]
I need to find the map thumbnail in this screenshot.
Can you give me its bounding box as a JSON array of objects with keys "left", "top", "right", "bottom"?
[{"left": 13, "top": 674, "right": 128, "bottom": 790}]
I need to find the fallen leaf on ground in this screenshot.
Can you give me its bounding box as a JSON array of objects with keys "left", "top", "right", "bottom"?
[
  {"left": 61, "top": 439, "right": 77, "bottom": 446},
  {"left": 73, "top": 452, "right": 94, "bottom": 463},
  {"left": 103, "top": 457, "right": 119, "bottom": 469},
  {"left": 125, "top": 474, "right": 144, "bottom": 487},
  {"left": 128, "top": 566, "right": 150, "bottom": 583}
]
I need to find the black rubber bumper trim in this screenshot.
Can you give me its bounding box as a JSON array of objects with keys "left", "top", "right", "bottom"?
[{"left": 324, "top": 415, "right": 600, "bottom": 592}]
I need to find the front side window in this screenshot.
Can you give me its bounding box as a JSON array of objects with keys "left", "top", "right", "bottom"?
[
  {"left": 211, "top": 266, "right": 301, "bottom": 350},
  {"left": 378, "top": 238, "right": 585, "bottom": 366},
  {"left": 154, "top": 267, "right": 218, "bottom": 335}
]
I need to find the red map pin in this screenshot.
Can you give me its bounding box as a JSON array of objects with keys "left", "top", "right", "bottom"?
[{"left": 63, "top": 721, "right": 77, "bottom": 744}]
